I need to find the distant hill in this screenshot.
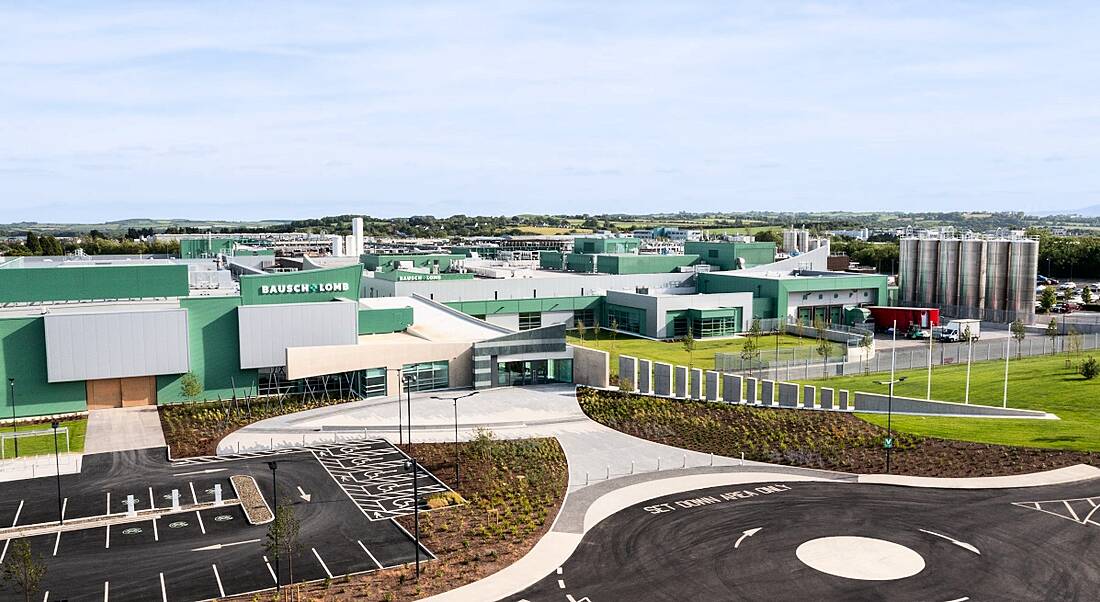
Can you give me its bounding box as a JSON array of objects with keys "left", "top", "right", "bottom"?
[{"left": 0, "top": 218, "right": 290, "bottom": 236}]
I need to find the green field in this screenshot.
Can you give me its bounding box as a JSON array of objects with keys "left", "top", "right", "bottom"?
[
  {"left": 0, "top": 418, "right": 87, "bottom": 458},
  {"left": 802, "top": 353, "right": 1100, "bottom": 451},
  {"left": 569, "top": 331, "right": 842, "bottom": 377}
]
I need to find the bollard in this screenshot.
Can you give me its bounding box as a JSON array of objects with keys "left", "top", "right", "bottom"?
[
  {"left": 710, "top": 453, "right": 714, "bottom": 466},
  {"left": 213, "top": 484, "right": 223, "bottom": 506},
  {"left": 657, "top": 457, "right": 661, "bottom": 471},
  {"left": 236, "top": 442, "right": 240, "bottom": 454},
  {"left": 606, "top": 465, "right": 610, "bottom": 480},
  {"left": 270, "top": 437, "right": 274, "bottom": 450},
  {"left": 682, "top": 454, "right": 686, "bottom": 469},
  {"left": 302, "top": 434, "right": 307, "bottom": 447},
  {"left": 585, "top": 472, "right": 589, "bottom": 486},
  {"left": 740, "top": 452, "right": 744, "bottom": 466},
  {"left": 631, "top": 460, "right": 635, "bottom": 475}
]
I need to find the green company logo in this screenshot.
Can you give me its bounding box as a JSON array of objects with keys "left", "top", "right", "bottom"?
[{"left": 259, "top": 282, "right": 351, "bottom": 295}]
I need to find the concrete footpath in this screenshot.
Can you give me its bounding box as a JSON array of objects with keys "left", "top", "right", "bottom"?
[{"left": 83, "top": 406, "right": 166, "bottom": 454}]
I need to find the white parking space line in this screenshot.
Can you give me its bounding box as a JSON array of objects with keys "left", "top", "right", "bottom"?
[
  {"left": 149, "top": 487, "right": 156, "bottom": 510},
  {"left": 52, "top": 531, "right": 61, "bottom": 556},
  {"left": 558, "top": 579, "right": 566, "bottom": 589},
  {"left": 195, "top": 510, "right": 206, "bottom": 534},
  {"left": 211, "top": 564, "right": 226, "bottom": 598},
  {"left": 312, "top": 547, "right": 333, "bottom": 579},
  {"left": 105, "top": 493, "right": 111, "bottom": 516},
  {"left": 103, "top": 581, "right": 109, "bottom": 602},
  {"left": 152, "top": 517, "right": 159, "bottom": 541},
  {"left": 357, "top": 540, "right": 383, "bottom": 569},
  {"left": 42, "top": 591, "right": 48, "bottom": 602},
  {"left": 12, "top": 499, "right": 23, "bottom": 526},
  {"left": 159, "top": 573, "right": 167, "bottom": 602},
  {"left": 1064, "top": 501, "right": 1081, "bottom": 522},
  {"left": 263, "top": 555, "right": 277, "bottom": 583},
  {"left": 105, "top": 525, "right": 111, "bottom": 549},
  {"left": 60, "top": 497, "right": 67, "bottom": 520},
  {"left": 1, "top": 539, "right": 9, "bottom": 563}
]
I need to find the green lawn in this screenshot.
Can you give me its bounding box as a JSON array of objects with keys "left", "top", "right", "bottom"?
[
  {"left": 801, "top": 353, "right": 1100, "bottom": 451},
  {"left": 569, "top": 331, "right": 841, "bottom": 377},
  {"left": 0, "top": 418, "right": 86, "bottom": 458}
]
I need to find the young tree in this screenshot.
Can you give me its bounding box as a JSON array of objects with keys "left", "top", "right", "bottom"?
[
  {"left": 859, "top": 333, "right": 873, "bottom": 374},
  {"left": 1040, "top": 286, "right": 1057, "bottom": 313},
  {"left": 575, "top": 319, "right": 587, "bottom": 347},
  {"left": 814, "top": 319, "right": 830, "bottom": 379},
  {"left": 1046, "top": 318, "right": 1059, "bottom": 355},
  {"left": 1083, "top": 287, "right": 1094, "bottom": 305},
  {"left": 741, "top": 319, "right": 762, "bottom": 376},
  {"left": 592, "top": 319, "right": 602, "bottom": 349},
  {"left": 608, "top": 318, "right": 619, "bottom": 354},
  {"left": 180, "top": 372, "right": 204, "bottom": 402},
  {"left": 2, "top": 539, "right": 46, "bottom": 602},
  {"left": 1010, "top": 319, "right": 1026, "bottom": 359},
  {"left": 681, "top": 332, "right": 696, "bottom": 370},
  {"left": 1068, "top": 327, "right": 1084, "bottom": 363},
  {"left": 1080, "top": 356, "right": 1098, "bottom": 380},
  {"left": 265, "top": 504, "right": 302, "bottom": 595}
]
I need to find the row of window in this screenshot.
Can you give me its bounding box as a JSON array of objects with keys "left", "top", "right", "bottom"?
[
  {"left": 691, "top": 316, "right": 740, "bottom": 339},
  {"left": 401, "top": 361, "right": 450, "bottom": 392},
  {"left": 607, "top": 308, "right": 642, "bottom": 334}
]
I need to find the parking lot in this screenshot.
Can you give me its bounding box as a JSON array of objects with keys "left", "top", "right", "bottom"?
[{"left": 0, "top": 441, "right": 444, "bottom": 601}]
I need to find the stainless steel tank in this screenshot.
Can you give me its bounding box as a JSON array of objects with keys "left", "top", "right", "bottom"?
[
  {"left": 936, "top": 239, "right": 960, "bottom": 307},
  {"left": 899, "top": 238, "right": 921, "bottom": 305},
  {"left": 917, "top": 238, "right": 939, "bottom": 306},
  {"left": 985, "top": 240, "right": 1009, "bottom": 314},
  {"left": 958, "top": 239, "right": 986, "bottom": 311},
  {"left": 1006, "top": 239, "right": 1039, "bottom": 322}
]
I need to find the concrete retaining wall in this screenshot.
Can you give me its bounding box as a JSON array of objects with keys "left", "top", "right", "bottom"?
[
  {"left": 802, "top": 384, "right": 816, "bottom": 409},
  {"left": 778, "top": 382, "right": 798, "bottom": 408},
  {"left": 760, "top": 380, "right": 775, "bottom": 407},
  {"left": 654, "top": 362, "right": 672, "bottom": 397},
  {"left": 619, "top": 355, "right": 638, "bottom": 392},
  {"left": 745, "top": 377, "right": 757, "bottom": 404},
  {"left": 690, "top": 368, "right": 703, "bottom": 400},
  {"left": 723, "top": 374, "right": 742, "bottom": 403},
  {"left": 853, "top": 392, "right": 1050, "bottom": 418},
  {"left": 637, "top": 359, "right": 652, "bottom": 394},
  {"left": 820, "top": 387, "right": 834, "bottom": 410},
  {"left": 674, "top": 366, "right": 688, "bottom": 398},
  {"left": 571, "top": 345, "right": 609, "bottom": 389},
  {"left": 705, "top": 371, "right": 719, "bottom": 401}
]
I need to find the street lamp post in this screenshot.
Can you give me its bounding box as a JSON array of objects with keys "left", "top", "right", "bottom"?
[
  {"left": 52, "top": 420, "right": 63, "bottom": 525},
  {"left": 266, "top": 461, "right": 280, "bottom": 596},
  {"left": 403, "top": 458, "right": 421, "bottom": 578},
  {"left": 873, "top": 376, "right": 908, "bottom": 474},
  {"left": 430, "top": 391, "right": 479, "bottom": 488},
  {"left": 8, "top": 378, "right": 17, "bottom": 458}
]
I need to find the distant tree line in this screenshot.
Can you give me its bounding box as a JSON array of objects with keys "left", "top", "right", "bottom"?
[{"left": 1, "top": 231, "right": 178, "bottom": 257}]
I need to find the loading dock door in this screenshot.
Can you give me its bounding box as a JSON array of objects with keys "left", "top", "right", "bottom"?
[{"left": 86, "top": 376, "right": 157, "bottom": 410}]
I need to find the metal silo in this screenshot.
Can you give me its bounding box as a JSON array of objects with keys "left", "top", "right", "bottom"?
[
  {"left": 984, "top": 240, "right": 1009, "bottom": 315},
  {"left": 917, "top": 238, "right": 939, "bottom": 306},
  {"left": 899, "top": 238, "right": 921, "bottom": 305},
  {"left": 958, "top": 239, "right": 986, "bottom": 315},
  {"left": 1007, "top": 239, "right": 1039, "bottom": 322},
  {"left": 936, "top": 238, "right": 960, "bottom": 307}
]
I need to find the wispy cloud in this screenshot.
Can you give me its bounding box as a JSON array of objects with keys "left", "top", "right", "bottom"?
[{"left": 1, "top": 1, "right": 1099, "bottom": 221}]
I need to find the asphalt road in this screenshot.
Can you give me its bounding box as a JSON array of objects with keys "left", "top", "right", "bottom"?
[
  {"left": 0, "top": 442, "right": 439, "bottom": 601},
  {"left": 507, "top": 479, "right": 1100, "bottom": 601}
]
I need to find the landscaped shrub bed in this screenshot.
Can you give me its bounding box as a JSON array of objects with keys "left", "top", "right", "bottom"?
[
  {"left": 159, "top": 396, "right": 354, "bottom": 457},
  {"left": 579, "top": 387, "right": 1100, "bottom": 477},
  {"left": 277, "top": 433, "right": 568, "bottom": 601}
]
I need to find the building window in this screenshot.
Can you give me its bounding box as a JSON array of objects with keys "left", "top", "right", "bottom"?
[
  {"left": 471, "top": 314, "right": 486, "bottom": 321},
  {"left": 672, "top": 315, "right": 689, "bottom": 338},
  {"left": 573, "top": 309, "right": 596, "bottom": 328},
  {"left": 519, "top": 312, "right": 542, "bottom": 330},
  {"left": 607, "top": 307, "right": 641, "bottom": 334},
  {"left": 691, "top": 316, "right": 740, "bottom": 339},
  {"left": 401, "top": 361, "right": 449, "bottom": 392},
  {"left": 360, "top": 368, "right": 387, "bottom": 398}
]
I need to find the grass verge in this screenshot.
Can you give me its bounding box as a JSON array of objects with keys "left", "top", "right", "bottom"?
[
  {"left": 578, "top": 387, "right": 1099, "bottom": 477},
  {"left": 801, "top": 352, "right": 1100, "bottom": 451},
  {"left": 0, "top": 417, "right": 86, "bottom": 458},
  {"left": 568, "top": 331, "right": 842, "bottom": 377},
  {"left": 266, "top": 433, "right": 568, "bottom": 601}
]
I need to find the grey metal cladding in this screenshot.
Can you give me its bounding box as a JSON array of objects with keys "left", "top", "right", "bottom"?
[
  {"left": 238, "top": 300, "right": 359, "bottom": 369},
  {"left": 473, "top": 323, "right": 566, "bottom": 361},
  {"left": 44, "top": 309, "right": 190, "bottom": 383}
]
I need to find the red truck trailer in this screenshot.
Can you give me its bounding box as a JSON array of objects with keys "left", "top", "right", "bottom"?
[{"left": 866, "top": 306, "right": 940, "bottom": 333}]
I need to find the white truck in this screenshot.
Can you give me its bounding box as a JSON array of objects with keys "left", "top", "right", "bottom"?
[{"left": 937, "top": 319, "right": 981, "bottom": 342}]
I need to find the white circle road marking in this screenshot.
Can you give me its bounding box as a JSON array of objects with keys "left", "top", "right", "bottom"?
[
  {"left": 795, "top": 536, "right": 925, "bottom": 581},
  {"left": 122, "top": 528, "right": 143, "bottom": 535},
  {"left": 214, "top": 515, "right": 234, "bottom": 522},
  {"left": 169, "top": 521, "right": 189, "bottom": 529}
]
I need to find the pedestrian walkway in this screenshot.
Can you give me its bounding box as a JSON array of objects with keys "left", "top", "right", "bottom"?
[{"left": 83, "top": 407, "right": 166, "bottom": 454}]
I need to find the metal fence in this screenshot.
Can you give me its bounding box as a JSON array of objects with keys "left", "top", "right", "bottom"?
[{"left": 731, "top": 332, "right": 1100, "bottom": 381}]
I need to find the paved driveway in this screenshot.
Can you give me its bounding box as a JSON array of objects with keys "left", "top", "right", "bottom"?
[{"left": 220, "top": 385, "right": 751, "bottom": 489}]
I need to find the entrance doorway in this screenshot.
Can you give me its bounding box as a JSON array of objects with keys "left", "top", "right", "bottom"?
[{"left": 86, "top": 376, "right": 157, "bottom": 410}]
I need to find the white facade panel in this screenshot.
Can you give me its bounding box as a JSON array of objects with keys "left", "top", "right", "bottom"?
[
  {"left": 44, "top": 309, "right": 190, "bottom": 383},
  {"left": 238, "top": 300, "right": 359, "bottom": 369}
]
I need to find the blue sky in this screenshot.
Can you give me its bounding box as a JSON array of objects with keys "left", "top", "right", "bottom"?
[{"left": 2, "top": 1, "right": 1098, "bottom": 222}]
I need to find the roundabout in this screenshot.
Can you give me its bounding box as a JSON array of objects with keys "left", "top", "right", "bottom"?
[{"left": 505, "top": 479, "right": 1100, "bottom": 601}]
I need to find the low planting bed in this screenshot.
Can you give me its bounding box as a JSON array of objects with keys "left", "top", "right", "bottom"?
[
  {"left": 159, "top": 396, "right": 355, "bottom": 457},
  {"left": 277, "top": 433, "right": 568, "bottom": 601},
  {"left": 579, "top": 387, "right": 1100, "bottom": 477}
]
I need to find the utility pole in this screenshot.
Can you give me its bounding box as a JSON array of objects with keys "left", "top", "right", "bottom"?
[
  {"left": 404, "top": 458, "right": 421, "bottom": 578},
  {"left": 1003, "top": 336, "right": 1010, "bottom": 408},
  {"left": 926, "top": 330, "right": 933, "bottom": 401},
  {"left": 266, "top": 461, "right": 280, "bottom": 596},
  {"left": 965, "top": 336, "right": 973, "bottom": 404},
  {"left": 431, "top": 391, "right": 479, "bottom": 489},
  {"left": 8, "top": 378, "right": 17, "bottom": 458},
  {"left": 52, "top": 420, "right": 63, "bottom": 525}
]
